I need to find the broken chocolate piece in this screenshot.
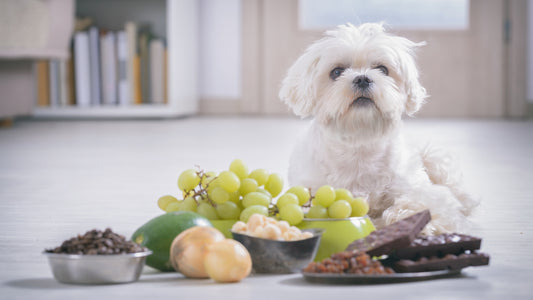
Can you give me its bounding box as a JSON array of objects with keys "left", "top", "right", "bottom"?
[
  {"left": 393, "top": 233, "right": 482, "bottom": 260},
  {"left": 346, "top": 210, "right": 431, "bottom": 257},
  {"left": 394, "top": 252, "right": 490, "bottom": 273}
]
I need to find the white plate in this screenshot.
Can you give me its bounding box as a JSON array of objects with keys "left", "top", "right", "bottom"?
[{"left": 302, "top": 269, "right": 462, "bottom": 284}]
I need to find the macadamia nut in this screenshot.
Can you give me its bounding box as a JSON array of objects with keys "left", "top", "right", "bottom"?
[{"left": 231, "top": 214, "right": 313, "bottom": 241}]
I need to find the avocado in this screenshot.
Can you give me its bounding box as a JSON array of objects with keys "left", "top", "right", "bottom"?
[{"left": 132, "top": 211, "right": 212, "bottom": 272}]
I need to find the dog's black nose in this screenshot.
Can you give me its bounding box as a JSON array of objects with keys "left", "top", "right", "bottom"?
[{"left": 353, "top": 75, "right": 372, "bottom": 90}]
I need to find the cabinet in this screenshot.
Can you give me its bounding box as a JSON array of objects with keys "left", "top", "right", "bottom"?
[
  {"left": 32, "top": 0, "right": 199, "bottom": 118},
  {"left": 0, "top": 0, "right": 74, "bottom": 119}
]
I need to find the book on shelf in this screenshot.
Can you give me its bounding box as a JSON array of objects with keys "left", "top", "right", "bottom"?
[
  {"left": 35, "top": 20, "right": 167, "bottom": 109},
  {"left": 101, "top": 31, "right": 118, "bottom": 105},
  {"left": 125, "top": 22, "right": 140, "bottom": 105},
  {"left": 150, "top": 39, "right": 165, "bottom": 104},
  {"left": 117, "top": 30, "right": 130, "bottom": 106},
  {"left": 67, "top": 56, "right": 76, "bottom": 106},
  {"left": 48, "top": 60, "right": 60, "bottom": 107},
  {"left": 88, "top": 26, "right": 102, "bottom": 106},
  {"left": 139, "top": 28, "right": 151, "bottom": 104},
  {"left": 35, "top": 60, "right": 50, "bottom": 107},
  {"left": 58, "top": 60, "right": 69, "bottom": 107},
  {"left": 163, "top": 47, "right": 168, "bottom": 104},
  {"left": 74, "top": 31, "right": 91, "bottom": 107}
]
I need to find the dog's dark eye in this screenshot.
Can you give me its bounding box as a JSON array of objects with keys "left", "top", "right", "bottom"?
[
  {"left": 375, "top": 65, "right": 389, "bottom": 76},
  {"left": 329, "top": 67, "right": 345, "bottom": 80}
]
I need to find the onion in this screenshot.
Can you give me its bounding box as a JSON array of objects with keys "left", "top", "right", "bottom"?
[
  {"left": 170, "top": 226, "right": 225, "bottom": 278},
  {"left": 204, "top": 239, "right": 252, "bottom": 283}
]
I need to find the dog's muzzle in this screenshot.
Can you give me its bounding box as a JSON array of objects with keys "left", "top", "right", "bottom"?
[{"left": 352, "top": 97, "right": 374, "bottom": 107}]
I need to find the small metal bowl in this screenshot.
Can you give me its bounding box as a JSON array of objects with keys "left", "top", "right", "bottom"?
[
  {"left": 231, "top": 229, "right": 322, "bottom": 274},
  {"left": 44, "top": 250, "right": 152, "bottom": 285}
]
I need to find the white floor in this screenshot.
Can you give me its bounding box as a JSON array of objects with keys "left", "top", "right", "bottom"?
[{"left": 1, "top": 117, "right": 532, "bottom": 299}]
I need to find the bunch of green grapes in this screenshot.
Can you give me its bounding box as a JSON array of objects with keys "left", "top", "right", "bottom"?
[
  {"left": 157, "top": 159, "right": 370, "bottom": 226},
  {"left": 306, "top": 185, "right": 369, "bottom": 219},
  {"left": 157, "top": 159, "right": 286, "bottom": 223}
]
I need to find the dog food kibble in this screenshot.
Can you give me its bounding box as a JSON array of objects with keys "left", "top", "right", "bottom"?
[
  {"left": 303, "top": 251, "right": 395, "bottom": 274},
  {"left": 45, "top": 228, "right": 147, "bottom": 255}
]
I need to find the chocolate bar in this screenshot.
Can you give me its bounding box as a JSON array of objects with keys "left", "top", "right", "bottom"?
[
  {"left": 393, "top": 233, "right": 482, "bottom": 260},
  {"left": 394, "top": 252, "right": 490, "bottom": 273},
  {"left": 346, "top": 210, "right": 431, "bottom": 257}
]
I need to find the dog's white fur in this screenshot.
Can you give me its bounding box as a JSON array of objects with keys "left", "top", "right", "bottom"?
[{"left": 279, "top": 23, "right": 477, "bottom": 235}]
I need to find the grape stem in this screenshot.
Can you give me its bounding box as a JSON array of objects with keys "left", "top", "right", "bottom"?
[
  {"left": 182, "top": 168, "right": 218, "bottom": 208},
  {"left": 302, "top": 187, "right": 314, "bottom": 208},
  {"left": 268, "top": 204, "right": 279, "bottom": 216}
]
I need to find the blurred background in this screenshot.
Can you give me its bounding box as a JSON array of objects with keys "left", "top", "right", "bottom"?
[
  {"left": 1, "top": 3, "right": 532, "bottom": 296},
  {"left": 0, "top": 0, "right": 531, "bottom": 121}
]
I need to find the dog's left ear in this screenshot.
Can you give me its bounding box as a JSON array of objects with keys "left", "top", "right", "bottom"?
[{"left": 396, "top": 39, "right": 428, "bottom": 116}]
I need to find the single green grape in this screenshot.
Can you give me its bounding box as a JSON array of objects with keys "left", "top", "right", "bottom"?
[
  {"left": 240, "top": 205, "right": 268, "bottom": 222},
  {"left": 239, "top": 178, "right": 258, "bottom": 196},
  {"left": 255, "top": 187, "right": 272, "bottom": 198},
  {"left": 328, "top": 199, "right": 352, "bottom": 219},
  {"left": 164, "top": 201, "right": 181, "bottom": 212},
  {"left": 349, "top": 197, "right": 369, "bottom": 217},
  {"left": 335, "top": 188, "right": 354, "bottom": 201},
  {"left": 157, "top": 195, "right": 178, "bottom": 211},
  {"left": 206, "top": 177, "right": 220, "bottom": 194},
  {"left": 201, "top": 171, "right": 217, "bottom": 188},
  {"left": 229, "top": 159, "right": 249, "bottom": 180},
  {"left": 248, "top": 169, "right": 269, "bottom": 186},
  {"left": 197, "top": 202, "right": 219, "bottom": 220},
  {"left": 276, "top": 193, "right": 299, "bottom": 209},
  {"left": 306, "top": 204, "right": 328, "bottom": 219},
  {"left": 180, "top": 197, "right": 198, "bottom": 212},
  {"left": 265, "top": 173, "right": 283, "bottom": 197},
  {"left": 209, "top": 186, "right": 230, "bottom": 204},
  {"left": 315, "top": 185, "right": 336, "bottom": 208},
  {"left": 216, "top": 201, "right": 241, "bottom": 220},
  {"left": 228, "top": 191, "right": 241, "bottom": 205},
  {"left": 286, "top": 186, "right": 311, "bottom": 205},
  {"left": 177, "top": 169, "right": 201, "bottom": 192},
  {"left": 242, "top": 192, "right": 271, "bottom": 208},
  {"left": 279, "top": 203, "right": 304, "bottom": 226},
  {"left": 217, "top": 170, "right": 241, "bottom": 193}
]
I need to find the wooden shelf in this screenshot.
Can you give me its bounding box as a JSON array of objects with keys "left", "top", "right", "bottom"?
[
  {"left": 33, "top": 104, "right": 188, "bottom": 119},
  {"left": 33, "top": 0, "right": 199, "bottom": 119}
]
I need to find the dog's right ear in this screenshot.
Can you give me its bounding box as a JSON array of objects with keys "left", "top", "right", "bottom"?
[{"left": 279, "top": 50, "right": 322, "bottom": 118}]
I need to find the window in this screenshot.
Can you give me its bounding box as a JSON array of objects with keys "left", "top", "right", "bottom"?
[{"left": 299, "top": 0, "right": 469, "bottom": 30}]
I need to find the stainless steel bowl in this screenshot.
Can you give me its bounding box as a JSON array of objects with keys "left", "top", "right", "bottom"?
[
  {"left": 231, "top": 229, "right": 322, "bottom": 274},
  {"left": 44, "top": 250, "right": 152, "bottom": 284}
]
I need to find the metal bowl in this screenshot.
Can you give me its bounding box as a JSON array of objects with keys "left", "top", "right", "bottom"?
[
  {"left": 44, "top": 250, "right": 152, "bottom": 285},
  {"left": 231, "top": 229, "right": 322, "bottom": 274}
]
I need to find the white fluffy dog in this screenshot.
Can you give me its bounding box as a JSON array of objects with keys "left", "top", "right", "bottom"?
[{"left": 279, "top": 23, "right": 477, "bottom": 235}]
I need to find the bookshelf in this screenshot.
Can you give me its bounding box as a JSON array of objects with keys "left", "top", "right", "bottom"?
[{"left": 32, "top": 0, "right": 199, "bottom": 118}]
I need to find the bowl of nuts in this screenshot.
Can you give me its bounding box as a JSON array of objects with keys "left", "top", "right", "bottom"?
[
  {"left": 231, "top": 214, "right": 323, "bottom": 274},
  {"left": 44, "top": 228, "right": 152, "bottom": 285}
]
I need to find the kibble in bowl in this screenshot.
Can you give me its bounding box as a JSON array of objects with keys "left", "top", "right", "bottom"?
[{"left": 44, "top": 228, "right": 152, "bottom": 285}]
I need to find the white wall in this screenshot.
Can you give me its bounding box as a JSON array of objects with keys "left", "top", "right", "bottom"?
[
  {"left": 199, "top": 0, "right": 242, "bottom": 100},
  {"left": 527, "top": 0, "right": 533, "bottom": 103}
]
